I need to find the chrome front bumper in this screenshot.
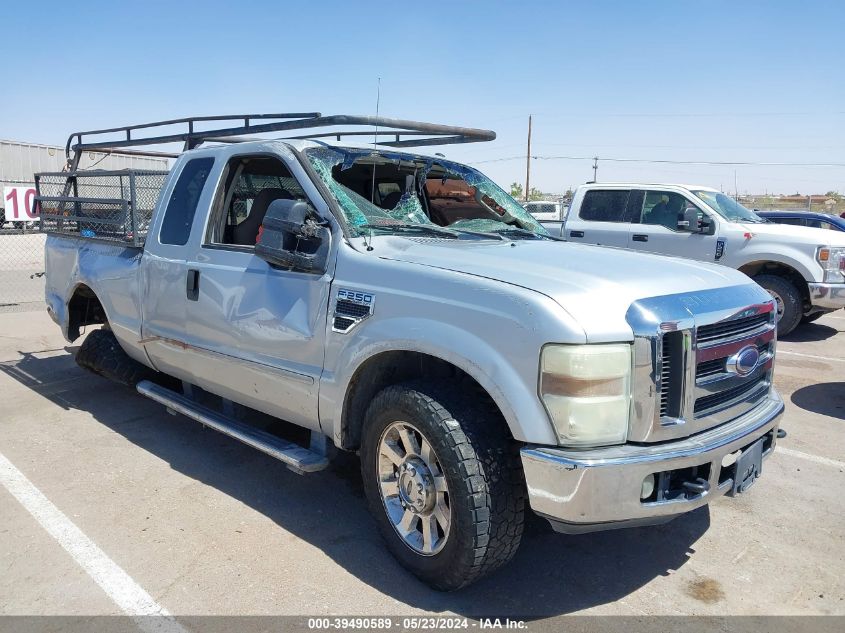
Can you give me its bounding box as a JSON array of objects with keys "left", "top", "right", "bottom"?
[
  {"left": 520, "top": 392, "right": 784, "bottom": 534},
  {"left": 808, "top": 282, "right": 845, "bottom": 310}
]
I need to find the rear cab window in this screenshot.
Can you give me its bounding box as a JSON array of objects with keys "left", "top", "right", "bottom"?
[
  {"left": 526, "top": 202, "right": 557, "bottom": 216},
  {"left": 159, "top": 157, "right": 215, "bottom": 245},
  {"left": 579, "top": 189, "right": 640, "bottom": 223}
]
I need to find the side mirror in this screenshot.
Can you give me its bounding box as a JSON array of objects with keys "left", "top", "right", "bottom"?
[
  {"left": 677, "top": 207, "right": 701, "bottom": 232},
  {"left": 255, "top": 199, "right": 330, "bottom": 273}
]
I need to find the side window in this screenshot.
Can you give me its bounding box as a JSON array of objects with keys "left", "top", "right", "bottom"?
[
  {"left": 579, "top": 190, "right": 631, "bottom": 222},
  {"left": 775, "top": 217, "right": 806, "bottom": 226},
  {"left": 207, "top": 156, "right": 309, "bottom": 247},
  {"left": 160, "top": 157, "right": 214, "bottom": 246},
  {"left": 640, "top": 191, "right": 699, "bottom": 231}
]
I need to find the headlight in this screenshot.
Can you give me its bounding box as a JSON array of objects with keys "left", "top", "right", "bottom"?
[
  {"left": 817, "top": 246, "right": 845, "bottom": 283},
  {"left": 539, "top": 344, "right": 632, "bottom": 447}
]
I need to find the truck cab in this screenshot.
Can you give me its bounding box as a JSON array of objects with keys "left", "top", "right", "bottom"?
[{"left": 555, "top": 183, "right": 845, "bottom": 334}]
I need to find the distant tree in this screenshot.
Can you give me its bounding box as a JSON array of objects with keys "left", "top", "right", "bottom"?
[
  {"left": 528, "top": 187, "right": 545, "bottom": 201},
  {"left": 510, "top": 182, "right": 524, "bottom": 199},
  {"left": 825, "top": 191, "right": 841, "bottom": 200}
]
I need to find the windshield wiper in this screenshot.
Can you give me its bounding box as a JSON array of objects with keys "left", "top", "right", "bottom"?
[
  {"left": 493, "top": 227, "right": 565, "bottom": 241},
  {"left": 359, "top": 223, "right": 461, "bottom": 238}
]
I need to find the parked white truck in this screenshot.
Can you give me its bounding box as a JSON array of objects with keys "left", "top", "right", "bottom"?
[
  {"left": 542, "top": 183, "right": 845, "bottom": 335},
  {"left": 39, "top": 114, "right": 785, "bottom": 590}
]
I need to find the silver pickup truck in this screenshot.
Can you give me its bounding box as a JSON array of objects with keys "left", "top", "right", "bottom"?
[{"left": 37, "top": 113, "right": 785, "bottom": 590}]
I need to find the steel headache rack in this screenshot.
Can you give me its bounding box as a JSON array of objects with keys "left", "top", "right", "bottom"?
[{"left": 35, "top": 112, "right": 495, "bottom": 246}]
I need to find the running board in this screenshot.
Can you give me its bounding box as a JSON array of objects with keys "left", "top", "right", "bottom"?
[{"left": 136, "top": 380, "right": 329, "bottom": 474}]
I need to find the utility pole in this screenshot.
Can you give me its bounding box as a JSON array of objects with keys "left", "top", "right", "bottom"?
[
  {"left": 592, "top": 157, "right": 599, "bottom": 182},
  {"left": 525, "top": 115, "right": 532, "bottom": 202}
]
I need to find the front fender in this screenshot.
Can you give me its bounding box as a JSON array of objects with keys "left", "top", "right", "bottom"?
[
  {"left": 733, "top": 243, "right": 820, "bottom": 283},
  {"left": 320, "top": 314, "right": 561, "bottom": 447}
]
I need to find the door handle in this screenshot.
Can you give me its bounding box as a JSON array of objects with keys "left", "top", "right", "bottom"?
[
  {"left": 186, "top": 269, "right": 200, "bottom": 301},
  {"left": 569, "top": 230, "right": 585, "bottom": 238},
  {"left": 632, "top": 234, "right": 649, "bottom": 242}
]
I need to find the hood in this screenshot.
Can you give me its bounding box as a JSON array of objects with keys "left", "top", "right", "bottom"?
[
  {"left": 733, "top": 221, "right": 845, "bottom": 245},
  {"left": 374, "top": 237, "right": 754, "bottom": 342}
]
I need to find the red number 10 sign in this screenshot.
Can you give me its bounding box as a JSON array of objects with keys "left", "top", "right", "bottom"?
[{"left": 3, "top": 186, "right": 39, "bottom": 221}]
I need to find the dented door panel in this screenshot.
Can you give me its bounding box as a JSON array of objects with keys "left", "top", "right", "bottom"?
[{"left": 184, "top": 247, "right": 331, "bottom": 430}]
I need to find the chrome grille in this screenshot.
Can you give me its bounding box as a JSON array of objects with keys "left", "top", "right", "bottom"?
[
  {"left": 626, "top": 285, "right": 777, "bottom": 443},
  {"left": 696, "top": 357, "right": 724, "bottom": 379},
  {"left": 696, "top": 313, "right": 770, "bottom": 344},
  {"left": 658, "top": 331, "right": 684, "bottom": 419},
  {"left": 659, "top": 359, "right": 671, "bottom": 417},
  {"left": 694, "top": 373, "right": 768, "bottom": 415}
]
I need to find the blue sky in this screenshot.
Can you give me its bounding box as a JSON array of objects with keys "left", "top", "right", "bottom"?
[{"left": 1, "top": 0, "right": 842, "bottom": 194}]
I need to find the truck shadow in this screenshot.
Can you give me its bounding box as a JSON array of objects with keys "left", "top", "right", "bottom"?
[
  {"left": 790, "top": 382, "right": 845, "bottom": 420},
  {"left": 781, "top": 322, "right": 840, "bottom": 342},
  {"left": 1, "top": 349, "right": 709, "bottom": 618}
]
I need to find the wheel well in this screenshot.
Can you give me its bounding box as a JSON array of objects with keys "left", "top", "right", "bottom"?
[
  {"left": 67, "top": 284, "right": 107, "bottom": 341},
  {"left": 340, "top": 351, "right": 509, "bottom": 450},
  {"left": 739, "top": 261, "right": 810, "bottom": 306}
]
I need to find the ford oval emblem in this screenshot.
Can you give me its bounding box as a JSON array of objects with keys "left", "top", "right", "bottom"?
[{"left": 726, "top": 345, "right": 760, "bottom": 377}]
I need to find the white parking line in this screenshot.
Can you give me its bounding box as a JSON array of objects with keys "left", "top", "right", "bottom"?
[
  {"left": 777, "top": 447, "right": 845, "bottom": 470},
  {"left": 0, "top": 451, "right": 186, "bottom": 633},
  {"left": 777, "top": 350, "right": 845, "bottom": 363}
]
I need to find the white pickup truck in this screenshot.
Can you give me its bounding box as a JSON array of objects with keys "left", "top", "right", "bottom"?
[
  {"left": 541, "top": 183, "right": 845, "bottom": 335},
  {"left": 37, "top": 114, "right": 785, "bottom": 590}
]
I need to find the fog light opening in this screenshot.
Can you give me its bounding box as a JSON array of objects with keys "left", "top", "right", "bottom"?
[{"left": 640, "top": 474, "right": 656, "bottom": 500}]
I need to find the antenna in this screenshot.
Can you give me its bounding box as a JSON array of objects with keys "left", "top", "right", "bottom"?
[
  {"left": 524, "top": 114, "right": 532, "bottom": 203},
  {"left": 365, "top": 77, "right": 381, "bottom": 252},
  {"left": 370, "top": 77, "right": 381, "bottom": 204}
]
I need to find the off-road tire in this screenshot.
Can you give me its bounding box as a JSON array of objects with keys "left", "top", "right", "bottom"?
[
  {"left": 360, "top": 380, "right": 525, "bottom": 591},
  {"left": 754, "top": 274, "right": 802, "bottom": 337},
  {"left": 75, "top": 328, "right": 155, "bottom": 387}
]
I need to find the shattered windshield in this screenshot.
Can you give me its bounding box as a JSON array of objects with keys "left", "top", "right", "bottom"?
[
  {"left": 305, "top": 146, "right": 549, "bottom": 238},
  {"left": 693, "top": 190, "right": 765, "bottom": 223}
]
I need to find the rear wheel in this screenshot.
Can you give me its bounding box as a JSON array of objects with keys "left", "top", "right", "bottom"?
[
  {"left": 801, "top": 311, "right": 827, "bottom": 324},
  {"left": 76, "top": 328, "right": 156, "bottom": 387},
  {"left": 360, "top": 380, "right": 525, "bottom": 590},
  {"left": 754, "top": 274, "right": 802, "bottom": 336}
]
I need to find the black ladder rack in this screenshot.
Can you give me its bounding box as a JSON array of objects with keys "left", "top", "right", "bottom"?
[{"left": 65, "top": 112, "right": 497, "bottom": 161}]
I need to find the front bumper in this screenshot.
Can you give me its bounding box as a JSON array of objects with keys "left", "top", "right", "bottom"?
[
  {"left": 520, "top": 392, "right": 784, "bottom": 534},
  {"left": 808, "top": 282, "right": 845, "bottom": 310}
]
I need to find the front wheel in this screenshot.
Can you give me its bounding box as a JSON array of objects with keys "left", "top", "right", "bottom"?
[
  {"left": 360, "top": 381, "right": 525, "bottom": 590},
  {"left": 754, "top": 274, "right": 803, "bottom": 336}
]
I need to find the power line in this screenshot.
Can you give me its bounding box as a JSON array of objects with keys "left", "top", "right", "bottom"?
[
  {"left": 469, "top": 154, "right": 845, "bottom": 168},
  {"left": 525, "top": 110, "right": 845, "bottom": 119}
]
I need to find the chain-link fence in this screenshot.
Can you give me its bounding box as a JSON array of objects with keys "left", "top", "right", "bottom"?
[{"left": 0, "top": 223, "right": 46, "bottom": 313}]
